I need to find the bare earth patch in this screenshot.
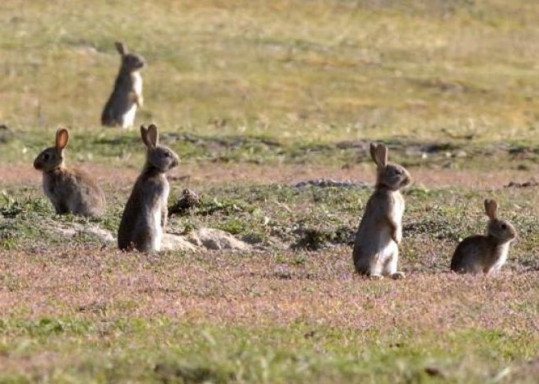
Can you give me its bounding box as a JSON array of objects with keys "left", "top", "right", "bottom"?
[{"left": 1, "top": 163, "right": 535, "bottom": 190}]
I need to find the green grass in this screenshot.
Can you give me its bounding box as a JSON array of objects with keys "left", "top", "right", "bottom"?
[
  {"left": 0, "top": 318, "right": 536, "bottom": 383},
  {"left": 2, "top": 183, "right": 537, "bottom": 268},
  {"left": 1, "top": 127, "right": 538, "bottom": 171},
  {"left": 1, "top": 0, "right": 539, "bottom": 383},
  {"left": 1, "top": 0, "right": 539, "bottom": 143}
]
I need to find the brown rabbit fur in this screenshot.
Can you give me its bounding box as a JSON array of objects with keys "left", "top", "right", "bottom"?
[
  {"left": 117, "top": 124, "right": 179, "bottom": 252},
  {"left": 33, "top": 128, "right": 105, "bottom": 217},
  {"left": 101, "top": 41, "right": 145, "bottom": 129},
  {"left": 352, "top": 143, "right": 411, "bottom": 279},
  {"left": 450, "top": 199, "right": 517, "bottom": 274}
]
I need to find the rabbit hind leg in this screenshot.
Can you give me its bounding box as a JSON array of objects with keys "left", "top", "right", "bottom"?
[{"left": 383, "top": 245, "right": 405, "bottom": 280}]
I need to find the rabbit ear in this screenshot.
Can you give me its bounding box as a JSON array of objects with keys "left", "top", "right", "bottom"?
[
  {"left": 369, "top": 143, "right": 378, "bottom": 163},
  {"left": 370, "top": 143, "right": 387, "bottom": 167},
  {"left": 484, "top": 199, "right": 498, "bottom": 220},
  {"left": 147, "top": 124, "right": 159, "bottom": 146},
  {"left": 115, "top": 41, "right": 127, "bottom": 56},
  {"left": 55, "top": 128, "right": 69, "bottom": 151},
  {"left": 140, "top": 124, "right": 158, "bottom": 148}
]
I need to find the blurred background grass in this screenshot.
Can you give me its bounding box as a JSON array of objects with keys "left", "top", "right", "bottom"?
[{"left": 1, "top": 0, "right": 539, "bottom": 144}]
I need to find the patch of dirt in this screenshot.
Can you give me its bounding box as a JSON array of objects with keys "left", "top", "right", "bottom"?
[
  {"left": 177, "top": 165, "right": 538, "bottom": 190},
  {"left": 0, "top": 163, "right": 139, "bottom": 189},
  {"left": 1, "top": 163, "right": 537, "bottom": 190}
]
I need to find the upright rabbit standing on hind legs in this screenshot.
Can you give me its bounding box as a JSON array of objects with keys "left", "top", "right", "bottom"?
[
  {"left": 118, "top": 124, "right": 179, "bottom": 252},
  {"left": 101, "top": 41, "right": 145, "bottom": 129},
  {"left": 33, "top": 128, "right": 106, "bottom": 217},
  {"left": 450, "top": 199, "right": 517, "bottom": 274},
  {"left": 353, "top": 143, "right": 411, "bottom": 279}
]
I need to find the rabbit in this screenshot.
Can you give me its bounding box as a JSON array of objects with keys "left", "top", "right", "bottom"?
[
  {"left": 450, "top": 199, "right": 517, "bottom": 274},
  {"left": 101, "top": 41, "right": 145, "bottom": 129},
  {"left": 117, "top": 124, "right": 179, "bottom": 252},
  {"left": 33, "top": 128, "right": 106, "bottom": 217},
  {"left": 352, "top": 143, "right": 412, "bottom": 279}
]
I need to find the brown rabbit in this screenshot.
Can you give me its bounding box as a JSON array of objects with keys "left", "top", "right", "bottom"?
[
  {"left": 450, "top": 199, "right": 517, "bottom": 274},
  {"left": 33, "top": 128, "right": 105, "bottom": 217},
  {"left": 352, "top": 143, "right": 411, "bottom": 279},
  {"left": 117, "top": 124, "right": 179, "bottom": 252},
  {"left": 101, "top": 42, "right": 145, "bottom": 128}
]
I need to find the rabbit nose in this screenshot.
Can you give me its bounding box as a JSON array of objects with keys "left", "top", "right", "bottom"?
[{"left": 33, "top": 157, "right": 43, "bottom": 169}]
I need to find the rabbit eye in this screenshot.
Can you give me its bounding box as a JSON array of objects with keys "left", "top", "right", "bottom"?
[
  {"left": 395, "top": 169, "right": 402, "bottom": 175},
  {"left": 163, "top": 152, "right": 170, "bottom": 157},
  {"left": 42, "top": 154, "right": 50, "bottom": 160},
  {"left": 501, "top": 224, "right": 507, "bottom": 229}
]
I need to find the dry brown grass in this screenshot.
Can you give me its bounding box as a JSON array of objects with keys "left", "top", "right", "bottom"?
[
  {"left": 1, "top": 244, "right": 538, "bottom": 382},
  {"left": 1, "top": 247, "right": 537, "bottom": 332}
]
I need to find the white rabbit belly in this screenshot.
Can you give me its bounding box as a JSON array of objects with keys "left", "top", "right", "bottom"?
[
  {"left": 389, "top": 194, "right": 405, "bottom": 230},
  {"left": 488, "top": 243, "right": 509, "bottom": 273},
  {"left": 122, "top": 104, "right": 137, "bottom": 129},
  {"left": 132, "top": 73, "right": 142, "bottom": 96},
  {"left": 361, "top": 229, "right": 398, "bottom": 276},
  {"left": 376, "top": 230, "right": 398, "bottom": 262},
  {"left": 152, "top": 209, "right": 162, "bottom": 252},
  {"left": 380, "top": 240, "right": 399, "bottom": 274}
]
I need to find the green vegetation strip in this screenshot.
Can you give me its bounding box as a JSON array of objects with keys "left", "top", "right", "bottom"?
[{"left": 0, "top": 318, "right": 536, "bottom": 383}]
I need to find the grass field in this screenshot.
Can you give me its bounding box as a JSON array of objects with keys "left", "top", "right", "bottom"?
[{"left": 0, "top": 0, "right": 538, "bottom": 383}]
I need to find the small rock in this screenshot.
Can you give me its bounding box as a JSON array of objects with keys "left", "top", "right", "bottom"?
[
  {"left": 52, "top": 222, "right": 249, "bottom": 252},
  {"left": 161, "top": 233, "right": 197, "bottom": 252},
  {"left": 0, "top": 124, "right": 14, "bottom": 143},
  {"left": 54, "top": 223, "right": 115, "bottom": 243},
  {"left": 192, "top": 228, "right": 250, "bottom": 251},
  {"left": 424, "top": 366, "right": 446, "bottom": 378}
]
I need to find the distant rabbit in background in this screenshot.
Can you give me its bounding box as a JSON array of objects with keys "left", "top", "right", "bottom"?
[
  {"left": 450, "top": 199, "right": 517, "bottom": 274},
  {"left": 33, "top": 128, "right": 106, "bottom": 217},
  {"left": 118, "top": 124, "right": 179, "bottom": 252},
  {"left": 101, "top": 42, "right": 145, "bottom": 129},
  {"left": 353, "top": 143, "right": 411, "bottom": 279}
]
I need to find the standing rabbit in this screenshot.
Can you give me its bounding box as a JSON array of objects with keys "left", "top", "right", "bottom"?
[
  {"left": 118, "top": 124, "right": 179, "bottom": 252},
  {"left": 101, "top": 42, "right": 145, "bottom": 129},
  {"left": 353, "top": 143, "right": 411, "bottom": 279},
  {"left": 33, "top": 128, "right": 105, "bottom": 217},
  {"left": 450, "top": 199, "right": 517, "bottom": 274}
]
